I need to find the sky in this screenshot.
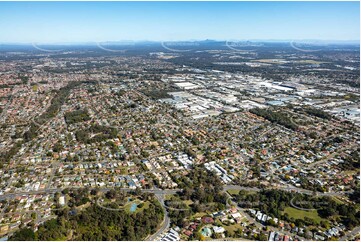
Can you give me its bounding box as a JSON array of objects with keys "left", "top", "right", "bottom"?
[{"left": 0, "top": 1, "right": 359, "bottom": 43}]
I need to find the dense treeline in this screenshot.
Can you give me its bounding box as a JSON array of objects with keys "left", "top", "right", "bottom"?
[
  {"left": 304, "top": 107, "right": 332, "bottom": 120},
  {"left": 177, "top": 167, "right": 227, "bottom": 205},
  {"left": 235, "top": 189, "right": 293, "bottom": 218},
  {"left": 19, "top": 75, "right": 29, "bottom": 84},
  {"left": 178, "top": 167, "right": 227, "bottom": 205},
  {"left": 23, "top": 82, "right": 82, "bottom": 142},
  {"left": 37, "top": 82, "right": 82, "bottom": 125},
  {"left": 234, "top": 189, "right": 360, "bottom": 229},
  {"left": 0, "top": 141, "right": 22, "bottom": 165},
  {"left": 64, "top": 109, "right": 91, "bottom": 125},
  {"left": 75, "top": 124, "right": 117, "bottom": 144},
  {"left": 349, "top": 189, "right": 360, "bottom": 204},
  {"left": 167, "top": 167, "right": 228, "bottom": 227},
  {"left": 250, "top": 108, "right": 298, "bottom": 131},
  {"left": 340, "top": 149, "right": 360, "bottom": 170},
  {"left": 23, "top": 122, "right": 39, "bottom": 142},
  {"left": 10, "top": 193, "right": 163, "bottom": 241},
  {"left": 9, "top": 228, "right": 35, "bottom": 240}
]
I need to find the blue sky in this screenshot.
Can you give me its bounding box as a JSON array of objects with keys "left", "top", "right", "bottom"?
[{"left": 0, "top": 1, "right": 359, "bottom": 43}]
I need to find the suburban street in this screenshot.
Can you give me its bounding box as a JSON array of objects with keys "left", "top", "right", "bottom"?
[{"left": 339, "top": 226, "right": 360, "bottom": 241}]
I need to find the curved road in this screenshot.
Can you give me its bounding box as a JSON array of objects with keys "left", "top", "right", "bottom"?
[{"left": 147, "top": 192, "right": 170, "bottom": 241}]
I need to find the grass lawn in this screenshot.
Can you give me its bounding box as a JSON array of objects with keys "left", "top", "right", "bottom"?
[
  {"left": 135, "top": 201, "right": 150, "bottom": 213},
  {"left": 191, "top": 212, "right": 208, "bottom": 220},
  {"left": 227, "top": 189, "right": 257, "bottom": 196},
  {"left": 164, "top": 194, "right": 175, "bottom": 200},
  {"left": 184, "top": 200, "right": 194, "bottom": 206},
  {"left": 54, "top": 236, "right": 68, "bottom": 241},
  {"left": 331, "top": 196, "right": 345, "bottom": 205},
  {"left": 119, "top": 167, "right": 128, "bottom": 175},
  {"left": 218, "top": 220, "right": 245, "bottom": 235},
  {"left": 283, "top": 207, "right": 324, "bottom": 223},
  {"left": 223, "top": 223, "right": 243, "bottom": 233},
  {"left": 76, "top": 202, "right": 91, "bottom": 211},
  {"left": 227, "top": 189, "right": 240, "bottom": 196},
  {"left": 216, "top": 217, "right": 247, "bottom": 234}
]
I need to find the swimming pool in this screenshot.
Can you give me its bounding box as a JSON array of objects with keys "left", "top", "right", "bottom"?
[{"left": 130, "top": 203, "right": 137, "bottom": 212}]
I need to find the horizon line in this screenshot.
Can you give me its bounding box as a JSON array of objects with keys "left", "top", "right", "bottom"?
[{"left": 0, "top": 39, "right": 360, "bottom": 45}]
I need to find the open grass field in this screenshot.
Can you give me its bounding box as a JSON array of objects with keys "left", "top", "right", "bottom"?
[
  {"left": 283, "top": 207, "right": 324, "bottom": 223},
  {"left": 295, "top": 60, "right": 328, "bottom": 65}
]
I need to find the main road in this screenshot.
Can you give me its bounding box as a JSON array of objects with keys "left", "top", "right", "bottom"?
[{"left": 0, "top": 183, "right": 348, "bottom": 201}]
